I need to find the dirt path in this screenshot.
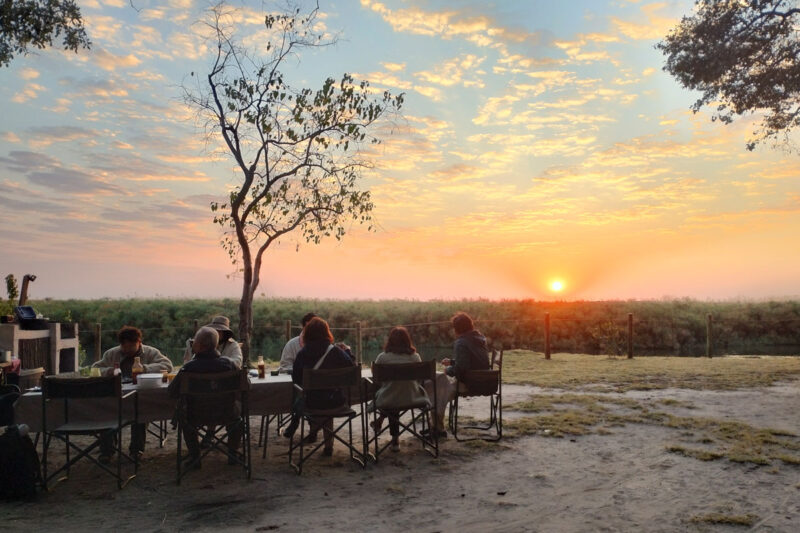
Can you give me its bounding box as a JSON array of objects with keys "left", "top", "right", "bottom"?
[{"left": 4, "top": 381, "right": 799, "bottom": 532}]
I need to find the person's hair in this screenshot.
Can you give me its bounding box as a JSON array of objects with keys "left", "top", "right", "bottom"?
[
  {"left": 301, "top": 312, "right": 318, "bottom": 327},
  {"left": 451, "top": 312, "right": 474, "bottom": 335},
  {"left": 302, "top": 317, "right": 334, "bottom": 344},
  {"left": 193, "top": 326, "right": 219, "bottom": 352},
  {"left": 118, "top": 326, "right": 142, "bottom": 344},
  {"left": 383, "top": 326, "right": 416, "bottom": 355}
]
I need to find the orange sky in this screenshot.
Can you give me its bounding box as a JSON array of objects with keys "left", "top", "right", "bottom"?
[{"left": 1, "top": 1, "right": 798, "bottom": 301}]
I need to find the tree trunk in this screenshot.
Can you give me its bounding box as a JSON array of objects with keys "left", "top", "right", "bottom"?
[{"left": 238, "top": 290, "right": 252, "bottom": 364}]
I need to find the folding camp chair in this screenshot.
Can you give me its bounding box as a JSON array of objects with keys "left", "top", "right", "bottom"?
[
  {"left": 41, "top": 374, "right": 138, "bottom": 490},
  {"left": 369, "top": 359, "right": 438, "bottom": 459},
  {"left": 289, "top": 365, "right": 366, "bottom": 474},
  {"left": 449, "top": 349, "right": 502, "bottom": 442},
  {"left": 175, "top": 369, "right": 250, "bottom": 484}
]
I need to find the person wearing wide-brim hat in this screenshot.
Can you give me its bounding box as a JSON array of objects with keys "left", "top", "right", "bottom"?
[{"left": 183, "top": 315, "right": 243, "bottom": 369}]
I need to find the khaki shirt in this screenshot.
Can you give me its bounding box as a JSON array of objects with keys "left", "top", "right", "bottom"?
[{"left": 92, "top": 344, "right": 173, "bottom": 374}]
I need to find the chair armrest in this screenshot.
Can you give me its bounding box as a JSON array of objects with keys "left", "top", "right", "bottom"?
[{"left": 122, "top": 389, "right": 138, "bottom": 400}]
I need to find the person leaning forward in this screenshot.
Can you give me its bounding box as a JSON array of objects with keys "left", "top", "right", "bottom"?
[
  {"left": 92, "top": 325, "right": 173, "bottom": 462},
  {"left": 169, "top": 326, "right": 242, "bottom": 468},
  {"left": 424, "top": 312, "right": 491, "bottom": 437}
]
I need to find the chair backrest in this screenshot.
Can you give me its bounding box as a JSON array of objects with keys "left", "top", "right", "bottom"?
[
  {"left": 302, "top": 364, "right": 360, "bottom": 391},
  {"left": 178, "top": 369, "right": 248, "bottom": 426},
  {"left": 371, "top": 360, "right": 435, "bottom": 383},
  {"left": 460, "top": 369, "right": 500, "bottom": 396},
  {"left": 491, "top": 349, "right": 503, "bottom": 370},
  {"left": 43, "top": 375, "right": 120, "bottom": 399},
  {"left": 19, "top": 368, "right": 44, "bottom": 390}
]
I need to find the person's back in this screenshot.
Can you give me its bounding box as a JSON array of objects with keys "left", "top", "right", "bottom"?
[
  {"left": 451, "top": 329, "right": 490, "bottom": 379},
  {"left": 373, "top": 351, "right": 428, "bottom": 409},
  {"left": 293, "top": 338, "right": 354, "bottom": 409}
]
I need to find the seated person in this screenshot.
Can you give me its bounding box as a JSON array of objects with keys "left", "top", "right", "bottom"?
[
  {"left": 425, "top": 312, "right": 490, "bottom": 437},
  {"left": 92, "top": 326, "right": 173, "bottom": 461},
  {"left": 278, "top": 312, "right": 317, "bottom": 373},
  {"left": 372, "top": 327, "right": 430, "bottom": 452},
  {"left": 169, "top": 326, "right": 242, "bottom": 467},
  {"left": 183, "top": 316, "right": 243, "bottom": 369},
  {"left": 286, "top": 317, "right": 355, "bottom": 455}
]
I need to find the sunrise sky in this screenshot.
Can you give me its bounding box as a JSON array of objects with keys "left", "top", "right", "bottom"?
[{"left": 1, "top": 0, "right": 798, "bottom": 301}]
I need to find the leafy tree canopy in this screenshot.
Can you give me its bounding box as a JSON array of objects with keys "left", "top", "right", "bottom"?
[
  {"left": 185, "top": 2, "right": 403, "bottom": 357},
  {"left": 658, "top": 0, "right": 800, "bottom": 150},
  {"left": 0, "top": 0, "right": 90, "bottom": 67}
]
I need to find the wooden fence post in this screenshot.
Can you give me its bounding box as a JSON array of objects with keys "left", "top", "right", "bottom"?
[
  {"left": 356, "top": 321, "right": 363, "bottom": 364},
  {"left": 544, "top": 313, "right": 551, "bottom": 360},
  {"left": 94, "top": 323, "right": 102, "bottom": 363},
  {"left": 706, "top": 314, "right": 713, "bottom": 358},
  {"left": 285, "top": 320, "right": 292, "bottom": 341},
  {"left": 627, "top": 313, "right": 633, "bottom": 359}
]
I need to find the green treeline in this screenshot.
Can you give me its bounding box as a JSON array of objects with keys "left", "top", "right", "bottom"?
[{"left": 25, "top": 298, "right": 800, "bottom": 366}]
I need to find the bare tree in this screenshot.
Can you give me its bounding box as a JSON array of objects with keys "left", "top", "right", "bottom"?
[
  {"left": 184, "top": 2, "right": 404, "bottom": 359},
  {"left": 658, "top": 0, "right": 800, "bottom": 151}
]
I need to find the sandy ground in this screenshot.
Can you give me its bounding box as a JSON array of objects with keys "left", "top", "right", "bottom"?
[{"left": 3, "top": 381, "right": 799, "bottom": 533}]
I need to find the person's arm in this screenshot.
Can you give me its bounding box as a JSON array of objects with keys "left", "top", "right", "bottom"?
[
  {"left": 167, "top": 369, "right": 183, "bottom": 398},
  {"left": 291, "top": 352, "right": 304, "bottom": 386},
  {"left": 91, "top": 349, "right": 117, "bottom": 377},
  {"left": 222, "top": 340, "right": 243, "bottom": 370},
  {"left": 279, "top": 338, "right": 297, "bottom": 373},
  {"left": 142, "top": 347, "right": 174, "bottom": 373},
  {"left": 182, "top": 339, "right": 193, "bottom": 364},
  {"left": 448, "top": 339, "right": 470, "bottom": 379}
]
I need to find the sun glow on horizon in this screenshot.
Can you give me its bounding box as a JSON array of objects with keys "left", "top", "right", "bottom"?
[{"left": 550, "top": 280, "right": 564, "bottom": 292}]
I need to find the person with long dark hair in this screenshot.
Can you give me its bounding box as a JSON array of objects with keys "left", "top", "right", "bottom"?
[
  {"left": 286, "top": 317, "right": 355, "bottom": 455},
  {"left": 373, "top": 327, "right": 430, "bottom": 452}
]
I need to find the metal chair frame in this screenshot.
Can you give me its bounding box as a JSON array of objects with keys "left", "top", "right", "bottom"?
[
  {"left": 369, "top": 360, "right": 438, "bottom": 459},
  {"left": 41, "top": 374, "right": 139, "bottom": 490},
  {"left": 289, "top": 364, "right": 366, "bottom": 474},
  {"left": 449, "top": 349, "right": 503, "bottom": 442},
  {"left": 175, "top": 369, "right": 251, "bottom": 484}
]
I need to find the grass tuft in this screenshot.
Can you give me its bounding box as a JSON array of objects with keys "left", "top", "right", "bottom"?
[{"left": 688, "top": 513, "right": 758, "bottom": 526}]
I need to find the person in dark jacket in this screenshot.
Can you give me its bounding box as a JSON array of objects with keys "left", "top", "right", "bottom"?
[
  {"left": 442, "top": 312, "right": 491, "bottom": 380},
  {"left": 169, "top": 326, "right": 241, "bottom": 468},
  {"left": 425, "top": 312, "right": 491, "bottom": 436},
  {"left": 286, "top": 317, "right": 355, "bottom": 455}
]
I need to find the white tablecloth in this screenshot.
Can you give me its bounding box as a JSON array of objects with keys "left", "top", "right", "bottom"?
[{"left": 14, "top": 374, "right": 294, "bottom": 433}]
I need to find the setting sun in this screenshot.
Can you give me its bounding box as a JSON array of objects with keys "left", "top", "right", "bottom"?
[{"left": 550, "top": 280, "right": 564, "bottom": 292}]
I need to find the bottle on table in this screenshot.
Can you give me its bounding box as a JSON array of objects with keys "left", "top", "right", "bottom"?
[
  {"left": 257, "top": 355, "right": 266, "bottom": 379},
  {"left": 131, "top": 356, "right": 144, "bottom": 384}
]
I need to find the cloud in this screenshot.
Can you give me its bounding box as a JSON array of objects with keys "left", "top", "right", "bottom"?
[
  {"left": 612, "top": 3, "right": 677, "bottom": 40},
  {"left": 19, "top": 68, "right": 39, "bottom": 80},
  {"left": 25, "top": 126, "right": 100, "bottom": 148},
  {"left": 1, "top": 132, "right": 21, "bottom": 143},
  {"left": 413, "top": 54, "right": 485, "bottom": 88},
  {"left": 91, "top": 48, "right": 142, "bottom": 71},
  {"left": 0, "top": 151, "right": 64, "bottom": 173},
  {"left": 12, "top": 83, "right": 45, "bottom": 103},
  {"left": 28, "top": 168, "right": 124, "bottom": 195},
  {"left": 382, "top": 62, "right": 406, "bottom": 72}
]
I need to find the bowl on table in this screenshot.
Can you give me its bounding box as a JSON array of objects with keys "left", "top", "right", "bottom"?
[{"left": 137, "top": 373, "right": 165, "bottom": 388}]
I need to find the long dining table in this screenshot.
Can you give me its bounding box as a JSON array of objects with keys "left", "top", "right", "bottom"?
[{"left": 13, "top": 373, "right": 295, "bottom": 434}]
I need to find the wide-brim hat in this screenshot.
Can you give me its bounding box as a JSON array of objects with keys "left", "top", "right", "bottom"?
[{"left": 205, "top": 315, "right": 232, "bottom": 333}]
